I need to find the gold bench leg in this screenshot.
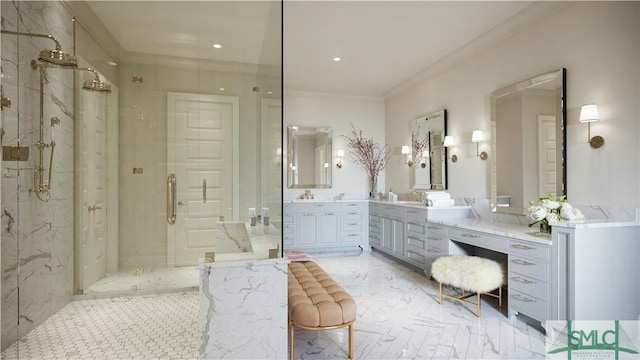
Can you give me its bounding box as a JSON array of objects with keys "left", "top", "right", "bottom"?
[
  {"left": 289, "top": 320, "right": 294, "bottom": 360},
  {"left": 439, "top": 282, "right": 443, "bottom": 304},
  {"left": 476, "top": 292, "right": 481, "bottom": 317},
  {"left": 348, "top": 322, "right": 354, "bottom": 359}
]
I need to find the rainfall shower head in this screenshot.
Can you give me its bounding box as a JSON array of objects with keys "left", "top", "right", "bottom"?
[
  {"left": 83, "top": 78, "right": 112, "bottom": 93},
  {"left": 81, "top": 68, "right": 112, "bottom": 93},
  {"left": 39, "top": 49, "right": 78, "bottom": 68},
  {"left": 1, "top": 30, "right": 78, "bottom": 68}
]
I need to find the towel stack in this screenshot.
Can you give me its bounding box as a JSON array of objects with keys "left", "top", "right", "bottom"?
[{"left": 425, "top": 192, "right": 455, "bottom": 207}]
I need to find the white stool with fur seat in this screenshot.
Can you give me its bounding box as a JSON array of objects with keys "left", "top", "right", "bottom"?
[{"left": 431, "top": 255, "right": 504, "bottom": 317}]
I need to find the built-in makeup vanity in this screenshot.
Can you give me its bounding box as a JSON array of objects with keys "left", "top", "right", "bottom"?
[{"left": 367, "top": 200, "right": 640, "bottom": 327}]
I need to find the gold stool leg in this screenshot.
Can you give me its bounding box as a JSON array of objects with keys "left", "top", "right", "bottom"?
[
  {"left": 439, "top": 282, "right": 443, "bottom": 304},
  {"left": 498, "top": 286, "right": 502, "bottom": 308},
  {"left": 348, "top": 323, "right": 354, "bottom": 359},
  {"left": 289, "top": 320, "right": 294, "bottom": 360},
  {"left": 476, "top": 292, "right": 481, "bottom": 317}
]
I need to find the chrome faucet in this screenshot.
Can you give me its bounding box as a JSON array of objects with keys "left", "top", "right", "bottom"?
[
  {"left": 302, "top": 189, "right": 314, "bottom": 199},
  {"left": 334, "top": 193, "right": 346, "bottom": 200}
]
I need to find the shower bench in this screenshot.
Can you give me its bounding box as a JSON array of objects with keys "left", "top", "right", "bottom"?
[{"left": 287, "top": 261, "right": 356, "bottom": 360}]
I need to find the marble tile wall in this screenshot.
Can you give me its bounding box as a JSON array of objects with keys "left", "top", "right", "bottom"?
[{"left": 1, "top": 1, "right": 75, "bottom": 350}]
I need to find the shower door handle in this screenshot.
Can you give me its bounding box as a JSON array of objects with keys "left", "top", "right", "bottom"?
[
  {"left": 167, "top": 173, "right": 176, "bottom": 225},
  {"left": 202, "top": 179, "right": 206, "bottom": 203}
]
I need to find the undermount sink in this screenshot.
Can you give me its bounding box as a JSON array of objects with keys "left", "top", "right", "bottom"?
[{"left": 395, "top": 201, "right": 423, "bottom": 205}]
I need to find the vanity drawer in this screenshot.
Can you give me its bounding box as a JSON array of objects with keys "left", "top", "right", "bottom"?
[
  {"left": 369, "top": 214, "right": 381, "bottom": 225},
  {"left": 406, "top": 235, "right": 426, "bottom": 252},
  {"left": 343, "top": 211, "right": 364, "bottom": 221},
  {"left": 343, "top": 220, "right": 363, "bottom": 231},
  {"left": 509, "top": 289, "right": 549, "bottom": 322},
  {"left": 283, "top": 235, "right": 295, "bottom": 247},
  {"left": 406, "top": 248, "right": 427, "bottom": 267},
  {"left": 283, "top": 224, "right": 295, "bottom": 235},
  {"left": 426, "top": 223, "right": 448, "bottom": 238},
  {"left": 509, "top": 272, "right": 549, "bottom": 300},
  {"left": 509, "top": 255, "right": 549, "bottom": 282},
  {"left": 343, "top": 232, "right": 362, "bottom": 243},
  {"left": 509, "top": 240, "right": 550, "bottom": 261},
  {"left": 426, "top": 246, "right": 446, "bottom": 257},
  {"left": 427, "top": 234, "right": 448, "bottom": 251},
  {"left": 405, "top": 207, "right": 427, "bottom": 221},
  {"left": 406, "top": 221, "right": 427, "bottom": 238},
  {"left": 341, "top": 202, "right": 368, "bottom": 212},
  {"left": 448, "top": 228, "right": 508, "bottom": 253},
  {"left": 380, "top": 204, "right": 405, "bottom": 218},
  {"left": 283, "top": 214, "right": 295, "bottom": 224}
]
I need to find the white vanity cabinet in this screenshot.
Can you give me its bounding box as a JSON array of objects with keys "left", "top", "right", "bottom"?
[
  {"left": 341, "top": 202, "right": 368, "bottom": 245},
  {"left": 404, "top": 208, "right": 429, "bottom": 268},
  {"left": 378, "top": 204, "right": 406, "bottom": 258},
  {"left": 283, "top": 201, "right": 368, "bottom": 251},
  {"left": 423, "top": 222, "right": 449, "bottom": 274},
  {"left": 507, "top": 239, "right": 551, "bottom": 324},
  {"left": 551, "top": 225, "right": 639, "bottom": 321}
]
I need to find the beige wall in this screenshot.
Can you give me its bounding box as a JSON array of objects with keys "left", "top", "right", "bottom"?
[
  {"left": 284, "top": 91, "right": 386, "bottom": 200},
  {"left": 385, "top": 1, "right": 640, "bottom": 207}
]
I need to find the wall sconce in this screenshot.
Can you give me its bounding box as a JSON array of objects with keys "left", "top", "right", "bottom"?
[
  {"left": 579, "top": 104, "right": 604, "bottom": 149},
  {"left": 443, "top": 135, "right": 457, "bottom": 162},
  {"left": 336, "top": 149, "right": 344, "bottom": 168},
  {"left": 471, "top": 130, "right": 488, "bottom": 160},
  {"left": 401, "top": 145, "right": 412, "bottom": 167}
]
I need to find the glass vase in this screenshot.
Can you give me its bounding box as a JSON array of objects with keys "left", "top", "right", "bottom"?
[{"left": 369, "top": 176, "right": 379, "bottom": 200}]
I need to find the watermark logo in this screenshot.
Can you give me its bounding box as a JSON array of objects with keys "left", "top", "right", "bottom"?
[{"left": 546, "top": 320, "right": 640, "bottom": 359}]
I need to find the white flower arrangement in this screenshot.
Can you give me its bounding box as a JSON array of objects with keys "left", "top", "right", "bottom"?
[{"left": 527, "top": 194, "right": 584, "bottom": 231}]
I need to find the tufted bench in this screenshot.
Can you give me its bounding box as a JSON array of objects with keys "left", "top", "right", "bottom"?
[
  {"left": 431, "top": 255, "right": 504, "bottom": 317},
  {"left": 288, "top": 261, "right": 356, "bottom": 360}
]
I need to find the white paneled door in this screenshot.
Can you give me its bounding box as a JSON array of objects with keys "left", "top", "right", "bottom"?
[
  {"left": 537, "top": 115, "right": 557, "bottom": 196},
  {"left": 167, "top": 93, "right": 239, "bottom": 267}
]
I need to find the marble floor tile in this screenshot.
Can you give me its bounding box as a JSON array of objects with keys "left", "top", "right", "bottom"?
[{"left": 1, "top": 250, "right": 547, "bottom": 359}]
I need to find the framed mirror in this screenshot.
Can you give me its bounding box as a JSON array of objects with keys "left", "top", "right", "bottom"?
[
  {"left": 491, "top": 69, "right": 566, "bottom": 214},
  {"left": 287, "top": 126, "right": 332, "bottom": 188},
  {"left": 411, "top": 109, "right": 448, "bottom": 190}
]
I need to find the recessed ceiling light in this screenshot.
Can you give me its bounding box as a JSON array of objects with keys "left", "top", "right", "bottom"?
[
  {"left": 219, "top": 88, "right": 225, "bottom": 91},
  {"left": 333, "top": 57, "right": 341, "bottom": 62},
  {"left": 267, "top": 91, "right": 273, "bottom": 95},
  {"left": 107, "top": 61, "right": 118, "bottom": 66},
  {"left": 213, "top": 44, "right": 222, "bottom": 49}
]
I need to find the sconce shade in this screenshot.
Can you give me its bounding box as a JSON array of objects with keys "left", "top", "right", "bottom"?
[
  {"left": 401, "top": 145, "right": 411, "bottom": 155},
  {"left": 472, "top": 130, "right": 484, "bottom": 143},
  {"left": 579, "top": 104, "right": 599, "bottom": 123},
  {"left": 443, "top": 136, "right": 454, "bottom": 147},
  {"left": 422, "top": 150, "right": 429, "bottom": 158},
  {"left": 337, "top": 149, "right": 344, "bottom": 157}
]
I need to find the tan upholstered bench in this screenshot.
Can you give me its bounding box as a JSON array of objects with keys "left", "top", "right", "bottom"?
[
  {"left": 431, "top": 255, "right": 504, "bottom": 317},
  {"left": 288, "top": 261, "right": 356, "bottom": 360}
]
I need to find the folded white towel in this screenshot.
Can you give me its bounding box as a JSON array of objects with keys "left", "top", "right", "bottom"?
[
  {"left": 425, "top": 192, "right": 451, "bottom": 200},
  {"left": 427, "top": 198, "right": 455, "bottom": 207}
]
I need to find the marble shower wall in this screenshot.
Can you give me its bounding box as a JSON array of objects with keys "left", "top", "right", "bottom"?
[{"left": 1, "top": 1, "right": 74, "bottom": 350}]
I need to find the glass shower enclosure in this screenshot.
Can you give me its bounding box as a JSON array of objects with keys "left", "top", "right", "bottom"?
[{"left": 1, "top": 0, "right": 282, "bottom": 354}]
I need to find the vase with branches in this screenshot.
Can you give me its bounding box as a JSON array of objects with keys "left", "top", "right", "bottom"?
[{"left": 343, "top": 125, "right": 391, "bottom": 199}]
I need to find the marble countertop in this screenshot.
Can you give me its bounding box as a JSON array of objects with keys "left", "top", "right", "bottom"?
[
  {"left": 429, "top": 217, "right": 553, "bottom": 244},
  {"left": 549, "top": 218, "right": 639, "bottom": 229}
]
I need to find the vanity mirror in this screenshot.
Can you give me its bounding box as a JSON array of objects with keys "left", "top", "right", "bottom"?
[
  {"left": 491, "top": 68, "right": 566, "bottom": 214},
  {"left": 412, "top": 109, "right": 448, "bottom": 190},
  {"left": 287, "top": 126, "right": 332, "bottom": 189}
]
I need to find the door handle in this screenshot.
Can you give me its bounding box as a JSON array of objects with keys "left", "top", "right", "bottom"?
[
  {"left": 203, "top": 179, "right": 206, "bottom": 203},
  {"left": 167, "top": 173, "right": 176, "bottom": 225}
]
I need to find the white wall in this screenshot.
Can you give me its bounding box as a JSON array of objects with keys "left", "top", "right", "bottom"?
[
  {"left": 385, "top": 1, "right": 640, "bottom": 208},
  {"left": 284, "top": 91, "right": 386, "bottom": 200}
]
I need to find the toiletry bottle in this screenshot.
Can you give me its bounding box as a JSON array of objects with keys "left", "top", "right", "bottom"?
[
  {"left": 249, "top": 208, "right": 257, "bottom": 226},
  {"left": 262, "top": 207, "right": 270, "bottom": 226}
]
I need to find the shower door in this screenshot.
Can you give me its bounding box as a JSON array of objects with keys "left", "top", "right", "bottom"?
[{"left": 167, "top": 92, "right": 239, "bottom": 267}]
